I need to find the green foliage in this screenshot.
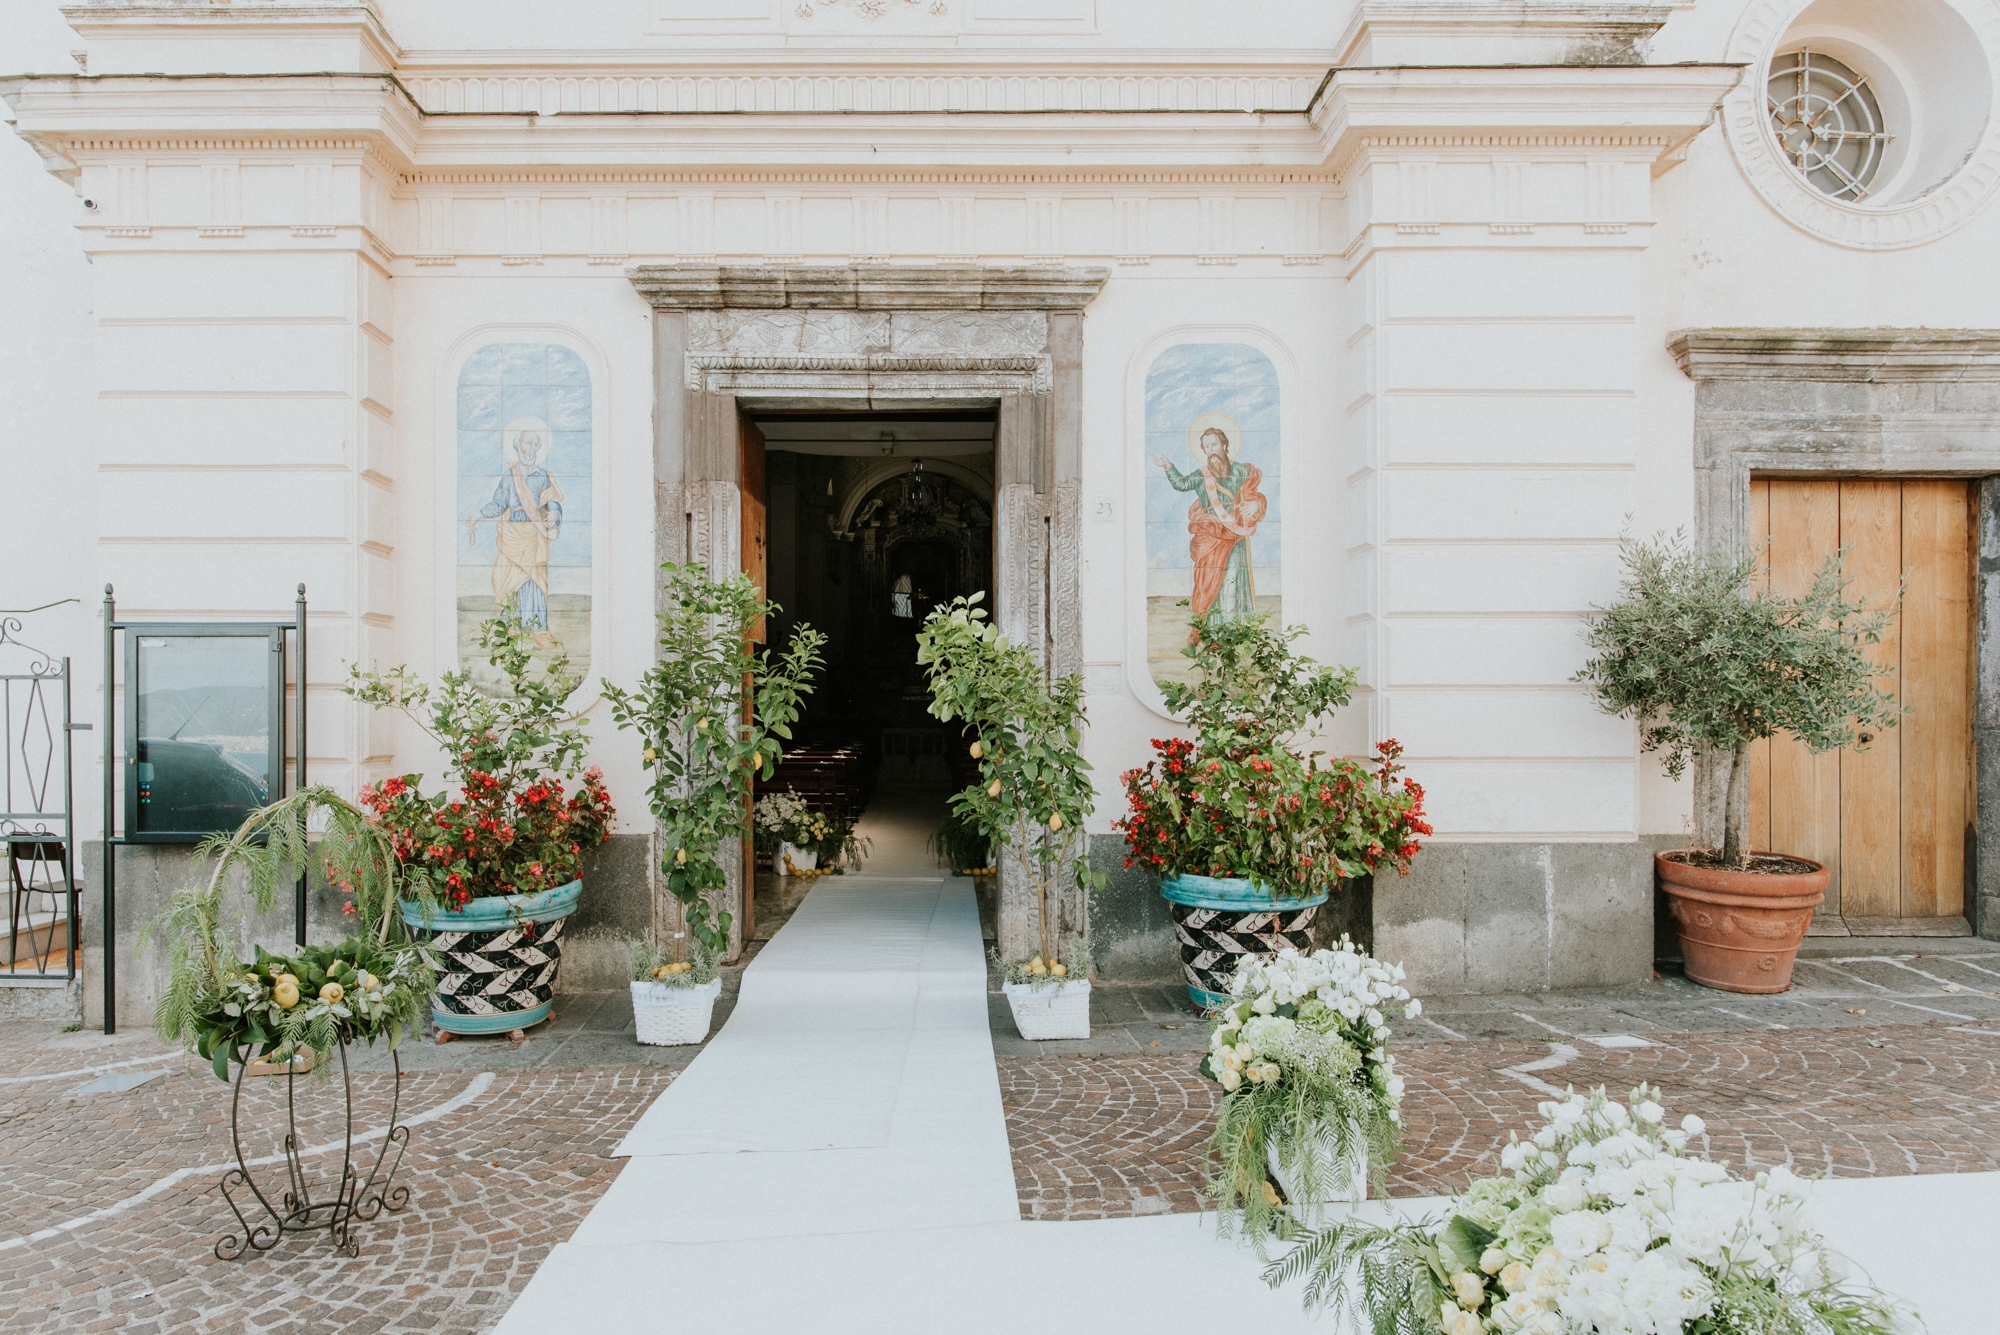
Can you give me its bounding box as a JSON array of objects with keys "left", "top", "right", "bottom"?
[
  {"left": 1161, "top": 608, "right": 1358, "bottom": 754},
  {"left": 1119, "top": 610, "right": 1429, "bottom": 893},
  {"left": 1574, "top": 532, "right": 1901, "bottom": 863},
  {"left": 602, "top": 563, "right": 826, "bottom": 961},
  {"left": 1260, "top": 1214, "right": 1445, "bottom": 1335},
  {"left": 915, "top": 594, "right": 1105, "bottom": 967},
  {"left": 930, "top": 806, "right": 993, "bottom": 873},
  {"left": 346, "top": 611, "right": 615, "bottom": 906},
  {"left": 347, "top": 608, "right": 594, "bottom": 792},
  {"left": 145, "top": 786, "right": 438, "bottom": 1078}
]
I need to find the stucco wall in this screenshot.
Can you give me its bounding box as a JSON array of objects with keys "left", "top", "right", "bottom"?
[{"left": 9, "top": 0, "right": 2000, "bottom": 1011}]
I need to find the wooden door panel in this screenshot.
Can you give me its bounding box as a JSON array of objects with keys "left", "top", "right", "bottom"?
[
  {"left": 740, "top": 418, "right": 768, "bottom": 644},
  {"left": 1837, "top": 479, "right": 1904, "bottom": 918},
  {"left": 1764, "top": 480, "right": 1843, "bottom": 878},
  {"left": 1898, "top": 480, "right": 1973, "bottom": 918},
  {"left": 1752, "top": 477, "right": 1973, "bottom": 922},
  {"left": 1746, "top": 481, "right": 1772, "bottom": 856}
]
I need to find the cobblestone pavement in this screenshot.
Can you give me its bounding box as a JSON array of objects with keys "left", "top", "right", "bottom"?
[
  {"left": 0, "top": 1019, "right": 675, "bottom": 1335},
  {"left": 998, "top": 1017, "right": 2000, "bottom": 1221}
]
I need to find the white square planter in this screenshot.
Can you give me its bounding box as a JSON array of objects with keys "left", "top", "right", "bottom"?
[
  {"left": 1002, "top": 978, "right": 1091, "bottom": 1040},
  {"left": 631, "top": 977, "right": 722, "bottom": 1046},
  {"left": 777, "top": 843, "right": 818, "bottom": 875},
  {"left": 1267, "top": 1125, "right": 1368, "bottom": 1211}
]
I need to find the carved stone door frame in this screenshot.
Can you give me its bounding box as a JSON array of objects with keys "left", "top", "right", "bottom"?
[{"left": 629, "top": 265, "right": 1108, "bottom": 958}]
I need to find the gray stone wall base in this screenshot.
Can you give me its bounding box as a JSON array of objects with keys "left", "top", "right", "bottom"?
[
  {"left": 1093, "top": 838, "right": 1656, "bottom": 994},
  {"left": 1376, "top": 841, "right": 1654, "bottom": 995},
  {"left": 79, "top": 833, "right": 660, "bottom": 1031},
  {"left": 0, "top": 976, "right": 82, "bottom": 1023}
]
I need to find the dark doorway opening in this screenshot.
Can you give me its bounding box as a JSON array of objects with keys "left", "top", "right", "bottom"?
[{"left": 745, "top": 406, "right": 997, "bottom": 864}]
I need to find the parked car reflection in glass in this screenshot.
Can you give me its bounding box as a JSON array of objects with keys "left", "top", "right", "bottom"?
[{"left": 135, "top": 739, "right": 268, "bottom": 834}]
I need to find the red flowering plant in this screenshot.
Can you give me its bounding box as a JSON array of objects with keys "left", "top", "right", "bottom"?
[
  {"left": 345, "top": 612, "right": 614, "bottom": 916},
  {"left": 1115, "top": 610, "right": 1430, "bottom": 896}
]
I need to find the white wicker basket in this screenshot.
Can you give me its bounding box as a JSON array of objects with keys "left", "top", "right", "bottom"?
[
  {"left": 1002, "top": 978, "right": 1091, "bottom": 1040},
  {"left": 1267, "top": 1125, "right": 1367, "bottom": 1210},
  {"left": 631, "top": 978, "right": 722, "bottom": 1046},
  {"left": 777, "top": 843, "right": 818, "bottom": 875}
]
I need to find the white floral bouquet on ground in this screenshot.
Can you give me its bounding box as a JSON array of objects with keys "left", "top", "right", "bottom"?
[
  {"left": 1264, "top": 1083, "right": 1920, "bottom": 1335},
  {"left": 1202, "top": 942, "right": 1419, "bottom": 1236},
  {"left": 753, "top": 792, "right": 829, "bottom": 852}
]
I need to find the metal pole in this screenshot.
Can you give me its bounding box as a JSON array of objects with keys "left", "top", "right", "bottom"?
[
  {"left": 294, "top": 584, "right": 307, "bottom": 947},
  {"left": 62, "top": 658, "right": 75, "bottom": 983},
  {"left": 101, "top": 585, "right": 115, "bottom": 1035}
]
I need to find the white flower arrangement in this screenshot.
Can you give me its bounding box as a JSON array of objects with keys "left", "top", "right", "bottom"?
[
  {"left": 753, "top": 792, "right": 832, "bottom": 848},
  {"left": 1266, "top": 1083, "right": 1920, "bottom": 1335},
  {"left": 1203, "top": 941, "right": 1419, "bottom": 1234}
]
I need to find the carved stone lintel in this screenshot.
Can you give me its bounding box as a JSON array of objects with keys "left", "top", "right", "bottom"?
[
  {"left": 1670, "top": 328, "right": 2000, "bottom": 382},
  {"left": 629, "top": 264, "right": 1108, "bottom": 313}
]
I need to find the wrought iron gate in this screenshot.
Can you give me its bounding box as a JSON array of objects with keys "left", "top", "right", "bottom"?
[{"left": 1, "top": 612, "right": 77, "bottom": 984}]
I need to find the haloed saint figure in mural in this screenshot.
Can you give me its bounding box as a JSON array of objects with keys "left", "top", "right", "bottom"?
[
  {"left": 1151, "top": 414, "right": 1268, "bottom": 635},
  {"left": 469, "top": 417, "right": 564, "bottom": 647}
]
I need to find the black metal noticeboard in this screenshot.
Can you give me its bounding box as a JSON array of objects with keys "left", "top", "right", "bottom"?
[{"left": 102, "top": 585, "right": 307, "bottom": 1032}]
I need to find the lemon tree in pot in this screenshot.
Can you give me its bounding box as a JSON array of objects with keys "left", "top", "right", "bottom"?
[
  {"left": 916, "top": 593, "right": 1104, "bottom": 1041},
  {"left": 1115, "top": 610, "right": 1430, "bottom": 1007},
  {"left": 602, "top": 563, "right": 825, "bottom": 1045},
  {"left": 1574, "top": 533, "right": 1899, "bottom": 994},
  {"left": 346, "top": 613, "right": 614, "bottom": 1041}
]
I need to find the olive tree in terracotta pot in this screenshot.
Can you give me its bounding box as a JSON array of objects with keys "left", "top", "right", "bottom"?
[{"left": 1574, "top": 533, "right": 1899, "bottom": 994}]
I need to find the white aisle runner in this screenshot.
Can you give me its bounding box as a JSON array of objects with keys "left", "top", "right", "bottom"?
[{"left": 494, "top": 873, "right": 1996, "bottom": 1334}]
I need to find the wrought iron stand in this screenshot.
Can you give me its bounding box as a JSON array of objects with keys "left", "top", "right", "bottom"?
[{"left": 215, "top": 1038, "right": 411, "bottom": 1259}]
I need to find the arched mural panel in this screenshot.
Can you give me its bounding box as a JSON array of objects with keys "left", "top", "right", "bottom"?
[
  {"left": 455, "top": 341, "right": 594, "bottom": 693},
  {"left": 1143, "top": 342, "right": 1282, "bottom": 690}
]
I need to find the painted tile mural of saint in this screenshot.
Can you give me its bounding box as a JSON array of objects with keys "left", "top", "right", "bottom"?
[
  {"left": 1145, "top": 343, "right": 1281, "bottom": 689},
  {"left": 457, "top": 343, "right": 592, "bottom": 694}
]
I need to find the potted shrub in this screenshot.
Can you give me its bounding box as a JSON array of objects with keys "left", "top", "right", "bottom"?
[
  {"left": 1201, "top": 941, "right": 1417, "bottom": 1238},
  {"left": 627, "top": 935, "right": 722, "bottom": 1046},
  {"left": 602, "top": 563, "right": 824, "bottom": 1000},
  {"left": 346, "top": 614, "right": 614, "bottom": 1042},
  {"left": 916, "top": 593, "right": 1103, "bottom": 1041},
  {"left": 1116, "top": 610, "right": 1430, "bottom": 1007},
  {"left": 1574, "top": 533, "right": 1898, "bottom": 994},
  {"left": 930, "top": 807, "right": 994, "bottom": 876}
]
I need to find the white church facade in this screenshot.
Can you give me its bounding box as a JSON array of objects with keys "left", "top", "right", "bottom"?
[{"left": 7, "top": 0, "right": 2000, "bottom": 1025}]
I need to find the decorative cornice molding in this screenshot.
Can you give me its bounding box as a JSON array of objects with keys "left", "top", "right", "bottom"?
[
  {"left": 1670, "top": 329, "right": 2000, "bottom": 382},
  {"left": 628, "top": 264, "right": 1109, "bottom": 312},
  {"left": 399, "top": 169, "right": 1339, "bottom": 187},
  {"left": 402, "top": 70, "right": 1324, "bottom": 118}
]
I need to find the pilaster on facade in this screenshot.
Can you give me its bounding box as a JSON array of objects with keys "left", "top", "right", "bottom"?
[{"left": 1311, "top": 65, "right": 1731, "bottom": 843}]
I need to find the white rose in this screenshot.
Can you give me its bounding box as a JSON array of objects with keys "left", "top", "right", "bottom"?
[
  {"left": 1479, "top": 1248, "right": 1506, "bottom": 1276},
  {"left": 1498, "top": 1261, "right": 1530, "bottom": 1294},
  {"left": 1635, "top": 1100, "right": 1664, "bottom": 1124},
  {"left": 1252, "top": 994, "right": 1276, "bottom": 1014},
  {"left": 1545, "top": 1180, "right": 1589, "bottom": 1213},
  {"left": 1449, "top": 1271, "right": 1485, "bottom": 1308},
  {"left": 1550, "top": 1210, "right": 1611, "bottom": 1258},
  {"left": 1219, "top": 1067, "right": 1242, "bottom": 1092}
]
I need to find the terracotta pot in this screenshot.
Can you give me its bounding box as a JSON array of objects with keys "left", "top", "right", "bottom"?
[{"left": 1656, "top": 852, "right": 1827, "bottom": 994}]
